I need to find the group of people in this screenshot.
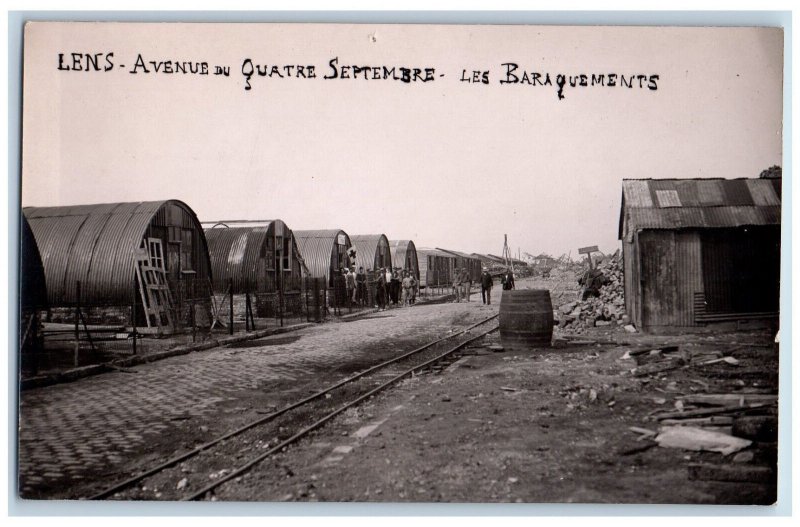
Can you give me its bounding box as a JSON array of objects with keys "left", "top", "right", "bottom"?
[
  {"left": 340, "top": 266, "right": 418, "bottom": 311},
  {"left": 476, "top": 267, "right": 515, "bottom": 305}
]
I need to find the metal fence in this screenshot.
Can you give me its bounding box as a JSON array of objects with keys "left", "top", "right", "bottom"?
[{"left": 18, "top": 274, "right": 381, "bottom": 379}]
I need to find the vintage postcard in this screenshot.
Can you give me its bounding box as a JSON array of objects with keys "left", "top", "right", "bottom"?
[{"left": 16, "top": 21, "right": 784, "bottom": 507}]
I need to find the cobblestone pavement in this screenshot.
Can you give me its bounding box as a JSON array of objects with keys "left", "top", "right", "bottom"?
[{"left": 18, "top": 295, "right": 496, "bottom": 498}]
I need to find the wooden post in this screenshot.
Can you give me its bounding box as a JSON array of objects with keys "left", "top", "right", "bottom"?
[
  {"left": 229, "top": 279, "right": 234, "bottom": 335},
  {"left": 279, "top": 285, "right": 284, "bottom": 327},
  {"left": 190, "top": 296, "right": 196, "bottom": 343},
  {"left": 74, "top": 280, "right": 81, "bottom": 366},
  {"left": 131, "top": 278, "right": 137, "bottom": 355}
]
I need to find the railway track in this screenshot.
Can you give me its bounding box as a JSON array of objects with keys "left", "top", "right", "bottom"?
[{"left": 89, "top": 313, "right": 499, "bottom": 501}]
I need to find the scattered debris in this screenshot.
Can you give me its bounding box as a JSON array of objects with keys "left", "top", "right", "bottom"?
[
  {"left": 654, "top": 426, "right": 752, "bottom": 456},
  {"left": 176, "top": 478, "right": 188, "bottom": 490}
]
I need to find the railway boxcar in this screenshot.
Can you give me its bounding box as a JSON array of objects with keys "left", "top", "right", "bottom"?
[
  {"left": 437, "top": 248, "right": 482, "bottom": 283},
  {"left": 416, "top": 248, "right": 456, "bottom": 290},
  {"left": 294, "top": 229, "right": 353, "bottom": 288},
  {"left": 389, "top": 239, "right": 420, "bottom": 280},
  {"left": 23, "top": 200, "right": 213, "bottom": 332}
]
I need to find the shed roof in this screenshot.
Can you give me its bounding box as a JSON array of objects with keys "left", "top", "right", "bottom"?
[{"left": 619, "top": 178, "right": 781, "bottom": 241}]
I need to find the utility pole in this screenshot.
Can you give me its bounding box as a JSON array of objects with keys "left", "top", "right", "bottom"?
[{"left": 502, "top": 234, "right": 514, "bottom": 273}]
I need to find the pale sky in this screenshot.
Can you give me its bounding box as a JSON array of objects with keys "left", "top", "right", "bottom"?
[{"left": 21, "top": 23, "right": 784, "bottom": 258}]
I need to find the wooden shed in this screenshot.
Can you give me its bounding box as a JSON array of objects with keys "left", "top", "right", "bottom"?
[
  {"left": 350, "top": 234, "right": 393, "bottom": 274},
  {"left": 619, "top": 178, "right": 781, "bottom": 331},
  {"left": 204, "top": 221, "right": 305, "bottom": 295},
  {"left": 389, "top": 240, "right": 420, "bottom": 280},
  {"left": 294, "top": 229, "right": 353, "bottom": 288},
  {"left": 23, "top": 200, "right": 212, "bottom": 331}
]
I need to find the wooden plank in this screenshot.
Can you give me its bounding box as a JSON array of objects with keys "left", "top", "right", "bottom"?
[
  {"left": 631, "top": 356, "right": 685, "bottom": 377},
  {"left": 679, "top": 394, "right": 778, "bottom": 407},
  {"left": 655, "top": 402, "right": 775, "bottom": 421},
  {"left": 687, "top": 463, "right": 775, "bottom": 483}
]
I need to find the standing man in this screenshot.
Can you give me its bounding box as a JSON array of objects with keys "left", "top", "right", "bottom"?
[
  {"left": 502, "top": 268, "right": 515, "bottom": 291},
  {"left": 356, "top": 266, "right": 367, "bottom": 306},
  {"left": 345, "top": 267, "right": 356, "bottom": 306},
  {"left": 376, "top": 268, "right": 387, "bottom": 310},
  {"left": 409, "top": 272, "right": 418, "bottom": 305},
  {"left": 464, "top": 267, "right": 473, "bottom": 302},
  {"left": 481, "top": 269, "right": 494, "bottom": 305},
  {"left": 453, "top": 267, "right": 463, "bottom": 303}
]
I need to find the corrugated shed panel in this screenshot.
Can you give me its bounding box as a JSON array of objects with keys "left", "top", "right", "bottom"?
[
  {"left": 621, "top": 180, "right": 654, "bottom": 207},
  {"left": 702, "top": 207, "right": 761, "bottom": 228},
  {"left": 350, "top": 234, "right": 392, "bottom": 272},
  {"left": 673, "top": 180, "right": 702, "bottom": 207},
  {"left": 204, "top": 225, "right": 270, "bottom": 293},
  {"left": 769, "top": 178, "right": 782, "bottom": 199},
  {"left": 746, "top": 179, "right": 781, "bottom": 206},
  {"left": 673, "top": 231, "right": 703, "bottom": 327},
  {"left": 295, "top": 229, "right": 351, "bottom": 284},
  {"left": 720, "top": 179, "right": 755, "bottom": 206},
  {"left": 622, "top": 241, "right": 636, "bottom": 327},
  {"left": 20, "top": 214, "right": 48, "bottom": 309},
  {"left": 655, "top": 190, "right": 682, "bottom": 208},
  {"left": 23, "top": 200, "right": 211, "bottom": 306},
  {"left": 625, "top": 205, "right": 780, "bottom": 233},
  {"left": 695, "top": 180, "right": 725, "bottom": 206}
]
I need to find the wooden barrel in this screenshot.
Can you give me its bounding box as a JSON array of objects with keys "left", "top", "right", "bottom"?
[{"left": 499, "top": 289, "right": 554, "bottom": 349}]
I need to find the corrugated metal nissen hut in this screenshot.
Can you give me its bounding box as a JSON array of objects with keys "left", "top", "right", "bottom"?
[
  {"left": 350, "top": 234, "right": 393, "bottom": 274},
  {"left": 294, "top": 229, "right": 353, "bottom": 288},
  {"left": 389, "top": 240, "right": 420, "bottom": 281},
  {"left": 618, "top": 177, "right": 781, "bottom": 331},
  {"left": 23, "top": 200, "right": 213, "bottom": 330},
  {"left": 204, "top": 220, "right": 307, "bottom": 317}
]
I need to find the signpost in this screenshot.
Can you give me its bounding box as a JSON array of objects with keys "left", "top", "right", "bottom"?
[{"left": 578, "top": 245, "right": 600, "bottom": 269}]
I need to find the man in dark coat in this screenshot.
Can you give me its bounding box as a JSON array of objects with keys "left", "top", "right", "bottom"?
[
  {"left": 480, "top": 269, "right": 494, "bottom": 305},
  {"left": 355, "top": 266, "right": 367, "bottom": 306},
  {"left": 501, "top": 268, "right": 515, "bottom": 291}
]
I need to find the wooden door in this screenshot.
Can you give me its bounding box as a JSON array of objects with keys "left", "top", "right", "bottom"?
[{"left": 639, "top": 231, "right": 676, "bottom": 328}]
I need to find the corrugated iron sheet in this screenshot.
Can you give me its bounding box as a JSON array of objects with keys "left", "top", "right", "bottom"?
[
  {"left": 620, "top": 178, "right": 782, "bottom": 238},
  {"left": 205, "top": 220, "right": 305, "bottom": 294},
  {"left": 294, "top": 229, "right": 351, "bottom": 284},
  {"left": 695, "top": 180, "right": 725, "bottom": 206},
  {"left": 23, "top": 200, "right": 211, "bottom": 307},
  {"left": 621, "top": 180, "right": 654, "bottom": 207},
  {"left": 746, "top": 179, "right": 781, "bottom": 206},
  {"left": 204, "top": 225, "right": 269, "bottom": 293},
  {"left": 350, "top": 234, "right": 392, "bottom": 273},
  {"left": 389, "top": 240, "right": 419, "bottom": 279}
]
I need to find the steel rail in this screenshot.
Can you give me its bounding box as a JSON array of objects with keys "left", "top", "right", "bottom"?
[
  {"left": 89, "top": 313, "right": 498, "bottom": 500},
  {"left": 184, "top": 321, "right": 499, "bottom": 501}
]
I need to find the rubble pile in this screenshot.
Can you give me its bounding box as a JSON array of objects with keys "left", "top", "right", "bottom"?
[{"left": 556, "top": 252, "right": 629, "bottom": 334}]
